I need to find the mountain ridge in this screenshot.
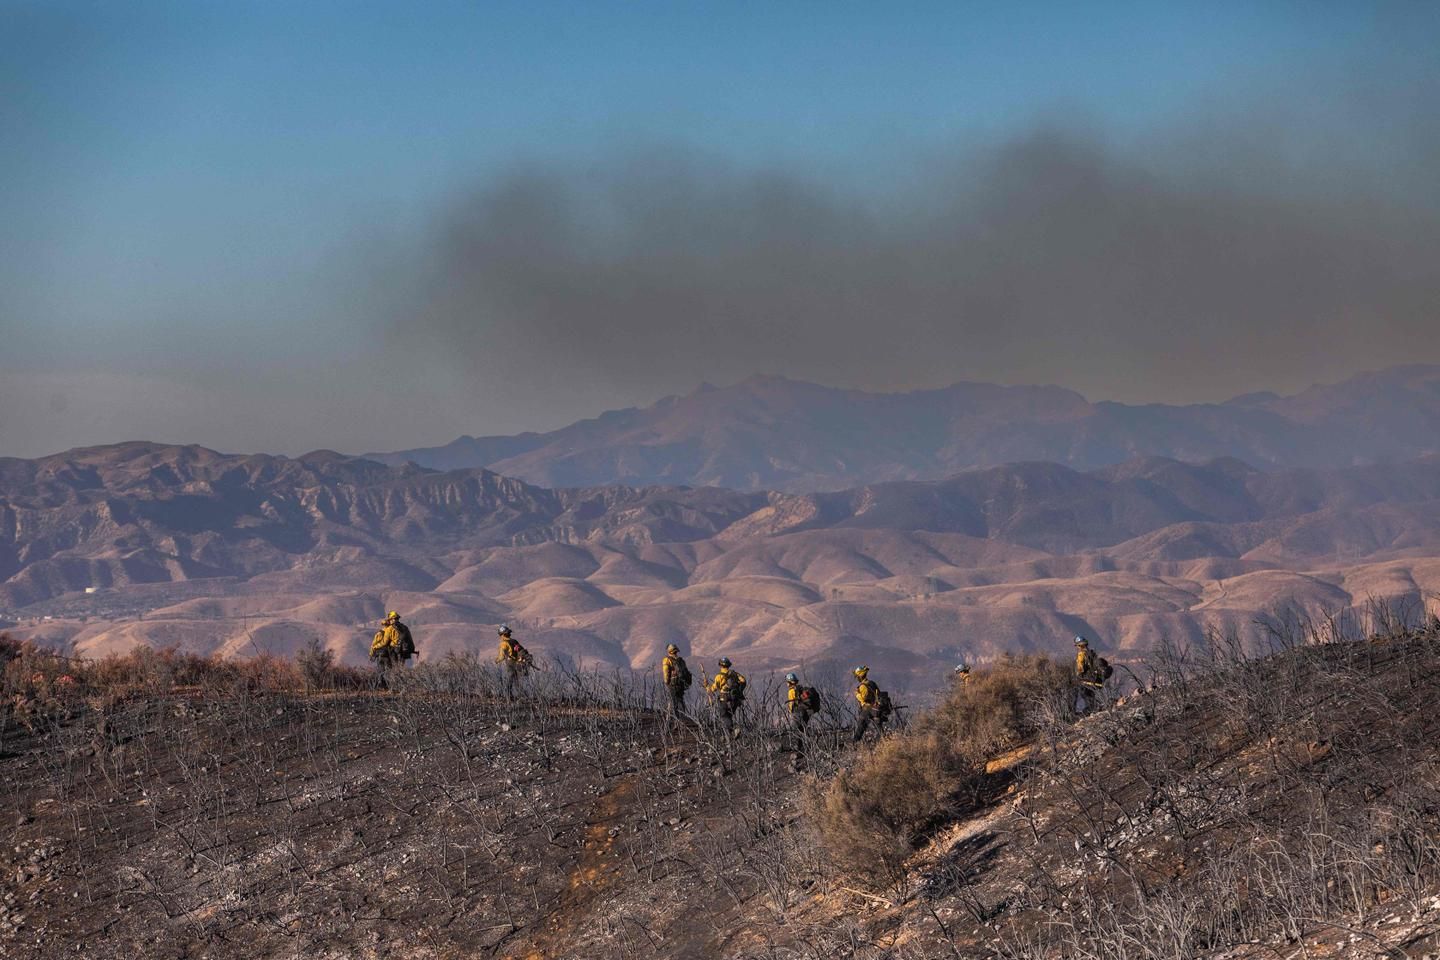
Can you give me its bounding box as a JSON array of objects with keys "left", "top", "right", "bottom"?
[{"left": 365, "top": 365, "right": 1440, "bottom": 490}]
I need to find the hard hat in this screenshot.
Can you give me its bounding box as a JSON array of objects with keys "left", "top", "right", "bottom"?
[
  {"left": 498, "top": 624, "right": 511, "bottom": 636},
  {"left": 388, "top": 611, "right": 399, "bottom": 619},
  {"left": 785, "top": 672, "right": 798, "bottom": 684},
  {"left": 718, "top": 657, "right": 731, "bottom": 668},
  {"left": 666, "top": 643, "right": 679, "bottom": 654},
  {"left": 955, "top": 662, "right": 969, "bottom": 673},
  {"left": 853, "top": 666, "right": 869, "bottom": 679},
  {"left": 1074, "top": 636, "right": 1088, "bottom": 646}
]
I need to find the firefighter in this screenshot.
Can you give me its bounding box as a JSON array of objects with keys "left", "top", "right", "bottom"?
[
  {"left": 785, "top": 672, "right": 820, "bottom": 732},
  {"left": 706, "top": 657, "right": 747, "bottom": 730},
  {"left": 496, "top": 624, "right": 533, "bottom": 699},
  {"left": 852, "top": 666, "right": 888, "bottom": 743},
  {"left": 661, "top": 643, "right": 693, "bottom": 716},
  {"left": 369, "top": 612, "right": 403, "bottom": 689},
  {"left": 1074, "top": 636, "right": 1107, "bottom": 713},
  {"left": 390, "top": 611, "right": 416, "bottom": 665}
]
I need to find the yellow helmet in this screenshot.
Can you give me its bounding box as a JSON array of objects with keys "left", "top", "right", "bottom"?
[
  {"left": 853, "top": 666, "right": 869, "bottom": 679},
  {"left": 388, "top": 611, "right": 400, "bottom": 620}
]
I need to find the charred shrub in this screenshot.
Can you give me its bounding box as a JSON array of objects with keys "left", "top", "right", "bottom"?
[
  {"left": 926, "top": 653, "right": 1071, "bottom": 762},
  {"left": 1, "top": 634, "right": 85, "bottom": 726},
  {"left": 3, "top": 634, "right": 369, "bottom": 709},
  {"left": 291, "top": 638, "right": 365, "bottom": 690},
  {"left": 0, "top": 632, "right": 22, "bottom": 670},
  {"left": 84, "top": 645, "right": 194, "bottom": 693},
  {"left": 809, "top": 655, "right": 1069, "bottom": 890},
  {"left": 807, "top": 731, "right": 971, "bottom": 888},
  {"left": 295, "top": 637, "right": 337, "bottom": 688}
]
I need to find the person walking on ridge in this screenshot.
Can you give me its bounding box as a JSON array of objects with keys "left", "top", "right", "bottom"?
[
  {"left": 369, "top": 611, "right": 410, "bottom": 689},
  {"left": 496, "top": 624, "right": 533, "bottom": 699},
  {"left": 785, "top": 672, "right": 820, "bottom": 734},
  {"left": 784, "top": 672, "right": 821, "bottom": 754},
  {"left": 1074, "top": 635, "right": 1110, "bottom": 714},
  {"left": 706, "top": 657, "right": 747, "bottom": 733},
  {"left": 852, "top": 666, "right": 890, "bottom": 743},
  {"left": 661, "top": 643, "right": 693, "bottom": 717}
]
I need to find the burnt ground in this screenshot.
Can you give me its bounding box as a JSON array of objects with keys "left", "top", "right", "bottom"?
[
  {"left": 6, "top": 634, "right": 1440, "bottom": 959},
  {"left": 813, "top": 632, "right": 1440, "bottom": 959},
  {"left": 0, "top": 681, "right": 834, "bottom": 960}
]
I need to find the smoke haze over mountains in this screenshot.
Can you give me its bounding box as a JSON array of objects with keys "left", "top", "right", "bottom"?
[
  {"left": 3, "top": 3, "right": 1438, "bottom": 458},
  {"left": 399, "top": 115, "right": 1440, "bottom": 413}
]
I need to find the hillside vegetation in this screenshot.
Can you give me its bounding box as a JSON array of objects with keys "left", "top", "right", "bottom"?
[{"left": 5, "top": 617, "right": 1440, "bottom": 959}]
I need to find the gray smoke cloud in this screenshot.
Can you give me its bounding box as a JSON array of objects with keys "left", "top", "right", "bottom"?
[
  {"left": 10, "top": 90, "right": 1440, "bottom": 459},
  {"left": 392, "top": 113, "right": 1440, "bottom": 411}
]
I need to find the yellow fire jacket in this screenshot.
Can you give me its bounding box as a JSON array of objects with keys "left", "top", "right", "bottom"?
[
  {"left": 708, "top": 667, "right": 746, "bottom": 699},
  {"left": 497, "top": 636, "right": 530, "bottom": 664},
  {"left": 855, "top": 678, "right": 879, "bottom": 708},
  {"left": 1076, "top": 649, "right": 1104, "bottom": 687},
  {"left": 662, "top": 654, "right": 688, "bottom": 687},
  {"left": 370, "top": 624, "right": 400, "bottom": 658}
]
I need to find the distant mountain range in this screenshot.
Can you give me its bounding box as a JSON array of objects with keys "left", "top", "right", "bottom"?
[
  {"left": 8, "top": 440, "right": 1440, "bottom": 687},
  {"left": 367, "top": 365, "right": 1440, "bottom": 490}
]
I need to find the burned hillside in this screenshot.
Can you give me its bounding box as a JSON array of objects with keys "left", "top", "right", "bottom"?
[{"left": 4, "top": 622, "right": 1440, "bottom": 959}]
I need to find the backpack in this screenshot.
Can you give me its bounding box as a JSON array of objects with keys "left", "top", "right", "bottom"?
[
  {"left": 1098, "top": 657, "right": 1114, "bottom": 681},
  {"left": 727, "top": 672, "right": 747, "bottom": 701},
  {"left": 875, "top": 690, "right": 893, "bottom": 723},
  {"left": 797, "top": 686, "right": 820, "bottom": 712},
  {"left": 396, "top": 624, "right": 416, "bottom": 660},
  {"left": 673, "top": 658, "right": 692, "bottom": 690}
]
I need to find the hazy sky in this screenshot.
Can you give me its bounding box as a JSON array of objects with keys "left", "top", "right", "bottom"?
[{"left": 3, "top": 1, "right": 1438, "bottom": 458}]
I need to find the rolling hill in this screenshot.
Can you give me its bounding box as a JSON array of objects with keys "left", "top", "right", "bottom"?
[{"left": 6, "top": 441, "right": 1440, "bottom": 689}]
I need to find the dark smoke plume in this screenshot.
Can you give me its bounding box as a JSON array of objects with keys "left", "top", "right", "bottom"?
[{"left": 393, "top": 109, "right": 1440, "bottom": 409}]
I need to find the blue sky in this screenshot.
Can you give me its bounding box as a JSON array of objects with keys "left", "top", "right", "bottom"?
[{"left": 2, "top": 1, "right": 1438, "bottom": 456}]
